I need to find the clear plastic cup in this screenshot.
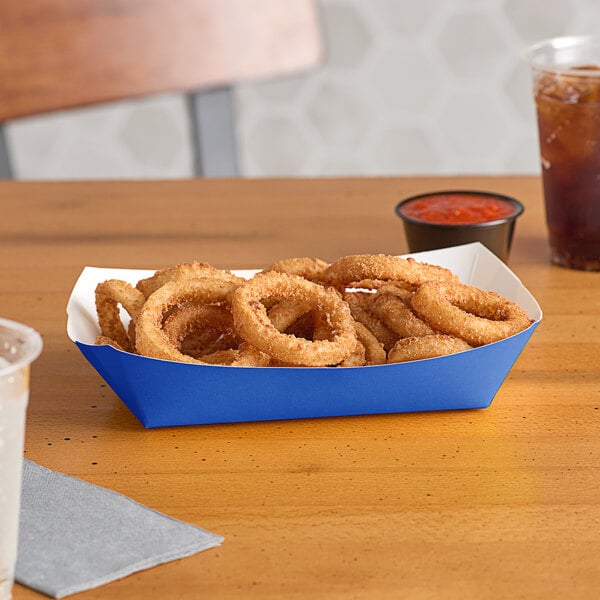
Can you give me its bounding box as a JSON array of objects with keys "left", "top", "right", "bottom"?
[
  {"left": 524, "top": 35, "right": 600, "bottom": 271},
  {"left": 0, "top": 319, "right": 43, "bottom": 600}
]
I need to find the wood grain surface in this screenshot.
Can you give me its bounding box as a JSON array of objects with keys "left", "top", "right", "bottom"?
[
  {"left": 0, "top": 0, "right": 322, "bottom": 120},
  {"left": 2, "top": 176, "right": 599, "bottom": 599}
]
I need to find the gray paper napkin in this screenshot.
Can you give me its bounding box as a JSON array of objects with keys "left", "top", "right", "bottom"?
[{"left": 16, "top": 460, "right": 223, "bottom": 598}]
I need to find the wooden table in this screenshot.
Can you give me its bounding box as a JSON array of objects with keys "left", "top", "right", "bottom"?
[{"left": 3, "top": 176, "right": 599, "bottom": 599}]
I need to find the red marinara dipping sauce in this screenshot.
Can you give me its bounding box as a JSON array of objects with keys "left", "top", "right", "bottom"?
[{"left": 399, "top": 193, "right": 518, "bottom": 225}]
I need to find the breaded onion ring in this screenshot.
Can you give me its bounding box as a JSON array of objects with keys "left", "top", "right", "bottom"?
[
  {"left": 282, "top": 310, "right": 317, "bottom": 340},
  {"left": 371, "top": 287, "right": 436, "bottom": 338},
  {"left": 374, "top": 284, "right": 414, "bottom": 303},
  {"left": 263, "top": 257, "right": 330, "bottom": 283},
  {"left": 338, "top": 279, "right": 415, "bottom": 292},
  {"left": 387, "top": 335, "right": 472, "bottom": 363},
  {"left": 231, "top": 271, "right": 357, "bottom": 366},
  {"left": 93, "top": 255, "right": 533, "bottom": 368},
  {"left": 193, "top": 348, "right": 239, "bottom": 365},
  {"left": 339, "top": 339, "right": 367, "bottom": 367},
  {"left": 324, "top": 254, "right": 458, "bottom": 289},
  {"left": 136, "top": 261, "right": 244, "bottom": 298},
  {"left": 95, "top": 279, "right": 146, "bottom": 352},
  {"left": 135, "top": 278, "right": 267, "bottom": 365},
  {"left": 344, "top": 291, "right": 400, "bottom": 352},
  {"left": 353, "top": 320, "right": 386, "bottom": 365},
  {"left": 412, "top": 281, "right": 532, "bottom": 346},
  {"left": 267, "top": 300, "right": 312, "bottom": 332},
  {"left": 162, "top": 303, "right": 239, "bottom": 358},
  {"left": 94, "top": 335, "right": 127, "bottom": 351}
]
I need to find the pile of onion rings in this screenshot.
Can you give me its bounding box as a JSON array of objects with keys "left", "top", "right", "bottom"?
[{"left": 94, "top": 255, "right": 532, "bottom": 366}]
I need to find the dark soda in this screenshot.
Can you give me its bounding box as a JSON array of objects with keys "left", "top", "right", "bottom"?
[{"left": 534, "top": 66, "right": 600, "bottom": 270}]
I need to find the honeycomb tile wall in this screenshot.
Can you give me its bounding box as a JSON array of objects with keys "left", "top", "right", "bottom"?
[{"left": 6, "top": 0, "right": 596, "bottom": 179}]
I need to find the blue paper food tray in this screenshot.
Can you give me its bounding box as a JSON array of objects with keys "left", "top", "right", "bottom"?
[{"left": 67, "top": 243, "right": 542, "bottom": 428}]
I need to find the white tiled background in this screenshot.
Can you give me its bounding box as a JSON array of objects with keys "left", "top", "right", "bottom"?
[{"left": 6, "top": 0, "right": 597, "bottom": 180}]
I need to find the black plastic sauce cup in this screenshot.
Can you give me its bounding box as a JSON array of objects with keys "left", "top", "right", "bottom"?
[{"left": 395, "top": 190, "right": 524, "bottom": 262}]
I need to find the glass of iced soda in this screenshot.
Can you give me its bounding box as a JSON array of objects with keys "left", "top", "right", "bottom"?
[
  {"left": 0, "top": 319, "right": 42, "bottom": 600},
  {"left": 525, "top": 35, "right": 600, "bottom": 271}
]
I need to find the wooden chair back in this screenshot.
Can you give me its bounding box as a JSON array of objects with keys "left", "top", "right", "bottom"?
[{"left": 0, "top": 0, "right": 322, "bottom": 176}]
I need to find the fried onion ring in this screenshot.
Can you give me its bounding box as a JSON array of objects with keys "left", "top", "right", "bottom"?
[
  {"left": 94, "top": 335, "right": 127, "bottom": 351},
  {"left": 324, "top": 254, "right": 458, "bottom": 289},
  {"left": 231, "top": 271, "right": 357, "bottom": 366},
  {"left": 387, "top": 335, "right": 472, "bottom": 363},
  {"left": 263, "top": 257, "right": 330, "bottom": 283},
  {"left": 136, "top": 262, "right": 244, "bottom": 298},
  {"left": 371, "top": 286, "right": 437, "bottom": 338},
  {"left": 267, "top": 300, "right": 312, "bottom": 332},
  {"left": 343, "top": 291, "right": 400, "bottom": 352},
  {"left": 95, "top": 279, "right": 146, "bottom": 352},
  {"left": 93, "top": 255, "right": 533, "bottom": 367},
  {"left": 137, "top": 278, "right": 270, "bottom": 366},
  {"left": 353, "top": 320, "right": 386, "bottom": 365},
  {"left": 411, "top": 281, "right": 532, "bottom": 346},
  {"left": 135, "top": 278, "right": 268, "bottom": 365},
  {"left": 339, "top": 339, "right": 367, "bottom": 367},
  {"left": 162, "top": 303, "right": 239, "bottom": 358}
]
